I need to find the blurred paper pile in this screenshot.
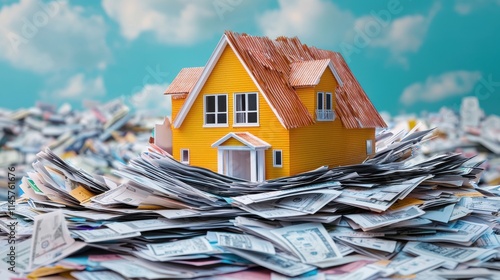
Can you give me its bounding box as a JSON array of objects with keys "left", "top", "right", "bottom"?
[
  {"left": 0, "top": 99, "right": 165, "bottom": 198},
  {"left": 2, "top": 128, "right": 500, "bottom": 279},
  {"left": 382, "top": 96, "right": 500, "bottom": 187}
]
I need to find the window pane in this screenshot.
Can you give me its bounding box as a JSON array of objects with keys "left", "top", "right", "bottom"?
[
  {"left": 326, "top": 94, "right": 332, "bottom": 110},
  {"left": 218, "top": 95, "right": 226, "bottom": 112},
  {"left": 274, "top": 150, "right": 282, "bottom": 166},
  {"left": 206, "top": 96, "right": 215, "bottom": 112},
  {"left": 248, "top": 93, "right": 257, "bottom": 110},
  {"left": 236, "top": 112, "right": 245, "bottom": 123},
  {"left": 317, "top": 93, "right": 323, "bottom": 110},
  {"left": 206, "top": 114, "right": 215, "bottom": 124},
  {"left": 217, "top": 113, "right": 227, "bottom": 124},
  {"left": 235, "top": 94, "right": 244, "bottom": 111},
  {"left": 248, "top": 112, "right": 257, "bottom": 123},
  {"left": 181, "top": 150, "right": 189, "bottom": 162}
]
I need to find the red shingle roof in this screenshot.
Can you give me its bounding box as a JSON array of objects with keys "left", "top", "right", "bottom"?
[
  {"left": 164, "top": 67, "right": 204, "bottom": 97},
  {"left": 225, "top": 31, "right": 386, "bottom": 129},
  {"left": 289, "top": 59, "right": 331, "bottom": 87},
  {"left": 169, "top": 32, "right": 387, "bottom": 130}
]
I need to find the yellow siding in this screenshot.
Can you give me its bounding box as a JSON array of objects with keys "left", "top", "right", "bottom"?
[
  {"left": 172, "top": 45, "right": 290, "bottom": 179},
  {"left": 289, "top": 68, "right": 375, "bottom": 175},
  {"left": 171, "top": 98, "right": 185, "bottom": 121},
  {"left": 220, "top": 138, "right": 245, "bottom": 147},
  {"left": 296, "top": 87, "right": 315, "bottom": 116}
]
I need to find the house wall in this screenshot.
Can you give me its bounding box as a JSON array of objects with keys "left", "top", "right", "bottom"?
[
  {"left": 289, "top": 68, "right": 375, "bottom": 175},
  {"left": 172, "top": 45, "right": 290, "bottom": 179}
]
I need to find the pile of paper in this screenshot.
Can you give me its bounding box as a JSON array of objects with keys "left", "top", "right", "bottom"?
[
  {"left": 383, "top": 96, "right": 500, "bottom": 187},
  {"left": 1, "top": 129, "right": 500, "bottom": 279},
  {"left": 0, "top": 100, "right": 162, "bottom": 198}
]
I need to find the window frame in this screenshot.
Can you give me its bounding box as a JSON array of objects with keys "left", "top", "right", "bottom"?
[
  {"left": 180, "top": 149, "right": 190, "bottom": 164},
  {"left": 316, "top": 91, "right": 335, "bottom": 121},
  {"left": 203, "top": 94, "right": 228, "bottom": 127},
  {"left": 233, "top": 92, "right": 259, "bottom": 127},
  {"left": 273, "top": 149, "right": 283, "bottom": 168}
]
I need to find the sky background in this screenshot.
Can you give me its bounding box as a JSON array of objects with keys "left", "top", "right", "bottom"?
[{"left": 0, "top": 0, "right": 499, "bottom": 117}]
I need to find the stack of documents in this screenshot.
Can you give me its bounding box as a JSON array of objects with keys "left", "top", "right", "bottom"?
[
  {"left": 0, "top": 100, "right": 163, "bottom": 199},
  {"left": 2, "top": 129, "right": 500, "bottom": 279}
]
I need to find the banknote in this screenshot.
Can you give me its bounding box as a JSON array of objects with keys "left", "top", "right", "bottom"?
[
  {"left": 271, "top": 223, "right": 341, "bottom": 264},
  {"left": 29, "top": 210, "right": 74, "bottom": 269},
  {"left": 207, "top": 231, "right": 276, "bottom": 254},
  {"left": 403, "top": 242, "right": 490, "bottom": 263},
  {"left": 146, "top": 236, "right": 216, "bottom": 259},
  {"left": 73, "top": 228, "right": 141, "bottom": 243}
]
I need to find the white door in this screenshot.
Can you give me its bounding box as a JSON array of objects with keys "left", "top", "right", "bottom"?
[{"left": 229, "top": 150, "right": 251, "bottom": 180}]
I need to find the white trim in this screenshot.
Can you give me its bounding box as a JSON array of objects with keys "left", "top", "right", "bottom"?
[
  {"left": 217, "top": 146, "right": 253, "bottom": 151},
  {"left": 180, "top": 149, "right": 189, "bottom": 164},
  {"left": 257, "top": 150, "right": 265, "bottom": 181},
  {"left": 233, "top": 92, "right": 259, "bottom": 126},
  {"left": 173, "top": 35, "right": 228, "bottom": 128},
  {"left": 273, "top": 149, "right": 283, "bottom": 168},
  {"left": 328, "top": 61, "right": 344, "bottom": 87},
  {"left": 203, "top": 93, "right": 228, "bottom": 126}
]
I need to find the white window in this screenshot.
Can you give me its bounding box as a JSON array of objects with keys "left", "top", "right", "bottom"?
[
  {"left": 273, "top": 150, "right": 282, "bottom": 167},
  {"left": 316, "top": 92, "right": 335, "bottom": 121},
  {"left": 204, "top": 94, "right": 227, "bottom": 126},
  {"left": 180, "top": 149, "right": 189, "bottom": 164},
  {"left": 366, "top": 140, "right": 373, "bottom": 155},
  {"left": 234, "top": 92, "right": 258, "bottom": 125}
]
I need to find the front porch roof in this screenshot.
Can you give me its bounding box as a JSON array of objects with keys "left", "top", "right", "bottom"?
[{"left": 211, "top": 132, "right": 271, "bottom": 150}]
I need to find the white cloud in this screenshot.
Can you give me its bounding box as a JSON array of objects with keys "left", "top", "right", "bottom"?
[
  {"left": 43, "top": 73, "right": 106, "bottom": 99},
  {"left": 129, "top": 83, "right": 171, "bottom": 117},
  {"left": 454, "top": 0, "right": 500, "bottom": 15},
  {"left": 400, "top": 71, "right": 482, "bottom": 105},
  {"left": 0, "top": 0, "right": 110, "bottom": 73},
  {"left": 102, "top": 0, "right": 249, "bottom": 45},
  {"left": 257, "top": 0, "right": 355, "bottom": 47},
  {"left": 354, "top": 3, "right": 441, "bottom": 67}
]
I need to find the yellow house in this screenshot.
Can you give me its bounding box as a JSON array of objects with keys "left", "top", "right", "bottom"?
[{"left": 164, "top": 31, "right": 386, "bottom": 182}]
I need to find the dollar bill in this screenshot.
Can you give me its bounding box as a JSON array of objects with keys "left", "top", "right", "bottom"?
[
  {"left": 345, "top": 206, "right": 425, "bottom": 231},
  {"left": 271, "top": 223, "right": 341, "bottom": 264},
  {"left": 146, "top": 236, "right": 216, "bottom": 259},
  {"left": 73, "top": 228, "right": 141, "bottom": 243},
  {"left": 207, "top": 231, "right": 276, "bottom": 254},
  {"left": 395, "top": 256, "right": 445, "bottom": 276},
  {"left": 224, "top": 247, "right": 316, "bottom": 277},
  {"left": 29, "top": 210, "right": 74, "bottom": 269},
  {"left": 403, "top": 241, "right": 490, "bottom": 263}
]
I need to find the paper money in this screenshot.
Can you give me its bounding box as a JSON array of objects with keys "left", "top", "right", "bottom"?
[
  {"left": 73, "top": 228, "right": 141, "bottom": 243},
  {"left": 146, "top": 236, "right": 216, "bottom": 259},
  {"left": 29, "top": 210, "right": 74, "bottom": 269},
  {"left": 224, "top": 247, "right": 316, "bottom": 277},
  {"left": 345, "top": 206, "right": 425, "bottom": 231},
  {"left": 271, "top": 223, "right": 341, "bottom": 264},
  {"left": 395, "top": 256, "right": 445, "bottom": 275},
  {"left": 403, "top": 242, "right": 490, "bottom": 263},
  {"left": 207, "top": 231, "right": 276, "bottom": 254}
]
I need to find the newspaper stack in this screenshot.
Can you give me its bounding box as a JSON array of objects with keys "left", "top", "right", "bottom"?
[
  {"left": 0, "top": 99, "right": 162, "bottom": 199},
  {"left": 1, "top": 129, "right": 500, "bottom": 279}
]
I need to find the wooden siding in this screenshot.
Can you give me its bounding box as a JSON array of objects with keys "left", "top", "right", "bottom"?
[
  {"left": 220, "top": 138, "right": 245, "bottom": 147},
  {"left": 172, "top": 45, "right": 290, "bottom": 179},
  {"left": 289, "top": 69, "right": 375, "bottom": 175}
]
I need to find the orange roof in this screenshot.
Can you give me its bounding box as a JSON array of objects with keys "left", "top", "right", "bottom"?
[
  {"left": 289, "top": 59, "right": 331, "bottom": 87},
  {"left": 224, "top": 31, "right": 386, "bottom": 129},
  {"left": 164, "top": 67, "right": 204, "bottom": 96},
  {"left": 171, "top": 32, "right": 386, "bottom": 129}
]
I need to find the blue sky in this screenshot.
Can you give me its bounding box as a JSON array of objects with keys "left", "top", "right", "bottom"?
[{"left": 0, "top": 0, "right": 499, "bottom": 117}]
